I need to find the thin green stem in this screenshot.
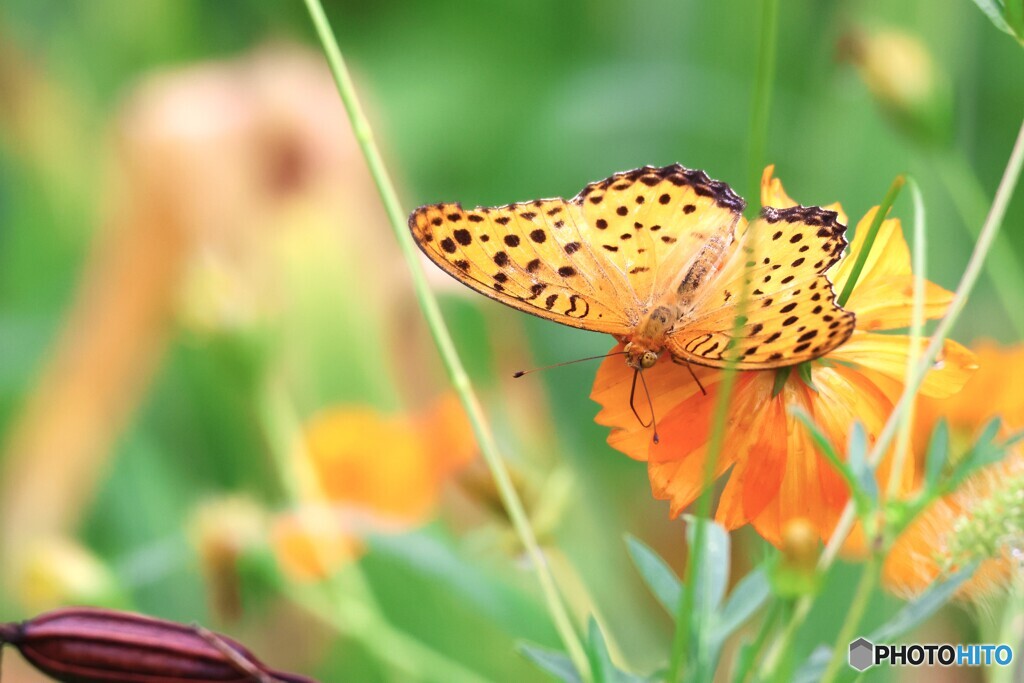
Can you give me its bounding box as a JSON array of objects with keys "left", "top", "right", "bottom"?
[
  {"left": 837, "top": 176, "right": 905, "bottom": 307},
  {"left": 733, "top": 600, "right": 782, "bottom": 683},
  {"left": 825, "top": 115, "right": 1024, "bottom": 563},
  {"left": 819, "top": 558, "right": 881, "bottom": 683},
  {"left": 284, "top": 580, "right": 492, "bottom": 683},
  {"left": 746, "top": 0, "right": 780, "bottom": 202},
  {"left": 767, "top": 115, "right": 1024, "bottom": 678},
  {"left": 300, "top": 1, "right": 590, "bottom": 679},
  {"left": 885, "top": 178, "right": 927, "bottom": 501},
  {"left": 931, "top": 150, "right": 1024, "bottom": 337}
]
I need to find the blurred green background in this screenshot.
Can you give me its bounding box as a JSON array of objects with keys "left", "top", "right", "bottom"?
[{"left": 0, "top": 1, "right": 1021, "bottom": 681}]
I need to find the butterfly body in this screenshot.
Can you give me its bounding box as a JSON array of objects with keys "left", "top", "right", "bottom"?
[{"left": 410, "top": 165, "right": 856, "bottom": 374}]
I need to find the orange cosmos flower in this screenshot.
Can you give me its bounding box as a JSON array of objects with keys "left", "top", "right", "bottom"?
[
  {"left": 271, "top": 395, "right": 476, "bottom": 580},
  {"left": 591, "top": 166, "right": 976, "bottom": 545},
  {"left": 885, "top": 343, "right": 1024, "bottom": 600}
]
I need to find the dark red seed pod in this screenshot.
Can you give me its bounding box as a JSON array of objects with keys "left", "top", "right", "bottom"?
[{"left": 0, "top": 607, "right": 317, "bottom": 683}]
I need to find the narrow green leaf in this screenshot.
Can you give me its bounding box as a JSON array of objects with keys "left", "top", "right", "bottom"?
[
  {"left": 772, "top": 367, "right": 792, "bottom": 397},
  {"left": 797, "top": 362, "right": 818, "bottom": 392},
  {"left": 587, "top": 618, "right": 611, "bottom": 683},
  {"left": 794, "top": 565, "right": 977, "bottom": 682},
  {"left": 684, "top": 516, "right": 731, "bottom": 613},
  {"left": 715, "top": 568, "right": 771, "bottom": 641},
  {"left": 625, "top": 535, "right": 682, "bottom": 617},
  {"left": 847, "top": 422, "right": 878, "bottom": 504},
  {"left": 790, "top": 408, "right": 863, "bottom": 510},
  {"left": 871, "top": 564, "right": 977, "bottom": 642},
  {"left": 518, "top": 643, "right": 583, "bottom": 683},
  {"left": 924, "top": 419, "right": 950, "bottom": 490},
  {"left": 586, "top": 620, "right": 648, "bottom": 683},
  {"left": 968, "top": 0, "right": 1018, "bottom": 36}
]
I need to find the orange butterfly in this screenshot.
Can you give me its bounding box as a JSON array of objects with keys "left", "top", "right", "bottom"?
[{"left": 409, "top": 164, "right": 855, "bottom": 404}]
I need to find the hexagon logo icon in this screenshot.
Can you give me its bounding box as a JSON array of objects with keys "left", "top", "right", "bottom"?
[{"left": 849, "top": 637, "right": 874, "bottom": 671}]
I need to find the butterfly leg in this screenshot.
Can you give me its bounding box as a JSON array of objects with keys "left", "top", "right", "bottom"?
[{"left": 671, "top": 356, "right": 708, "bottom": 395}]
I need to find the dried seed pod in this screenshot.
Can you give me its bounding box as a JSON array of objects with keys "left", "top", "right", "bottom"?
[{"left": 0, "top": 607, "right": 317, "bottom": 683}]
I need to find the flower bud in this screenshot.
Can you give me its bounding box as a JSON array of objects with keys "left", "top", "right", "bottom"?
[{"left": 0, "top": 607, "right": 316, "bottom": 683}]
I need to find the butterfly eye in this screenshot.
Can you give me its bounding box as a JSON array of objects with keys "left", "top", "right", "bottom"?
[{"left": 641, "top": 351, "right": 658, "bottom": 368}]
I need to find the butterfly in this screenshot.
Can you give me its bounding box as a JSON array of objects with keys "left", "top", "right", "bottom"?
[{"left": 409, "top": 164, "right": 855, "bottom": 402}]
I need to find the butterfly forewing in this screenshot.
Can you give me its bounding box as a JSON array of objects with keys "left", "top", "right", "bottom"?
[
  {"left": 574, "top": 165, "right": 745, "bottom": 307},
  {"left": 410, "top": 200, "right": 635, "bottom": 334},
  {"left": 667, "top": 205, "right": 856, "bottom": 368}
]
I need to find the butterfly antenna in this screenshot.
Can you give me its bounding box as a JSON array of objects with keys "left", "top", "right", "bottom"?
[
  {"left": 683, "top": 359, "right": 707, "bottom": 395},
  {"left": 513, "top": 351, "right": 627, "bottom": 378},
  {"left": 629, "top": 370, "right": 660, "bottom": 444},
  {"left": 639, "top": 368, "right": 660, "bottom": 445}
]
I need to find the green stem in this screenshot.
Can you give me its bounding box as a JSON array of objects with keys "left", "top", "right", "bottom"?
[
  {"left": 733, "top": 600, "right": 782, "bottom": 683},
  {"left": 285, "top": 579, "right": 492, "bottom": 683},
  {"left": 931, "top": 150, "right": 1024, "bottom": 337},
  {"left": 884, "top": 179, "right": 927, "bottom": 500},
  {"left": 300, "top": 2, "right": 590, "bottom": 679},
  {"left": 837, "top": 176, "right": 905, "bottom": 307},
  {"left": 767, "top": 115, "right": 1024, "bottom": 679},
  {"left": 819, "top": 558, "right": 880, "bottom": 683},
  {"left": 824, "top": 115, "right": 1024, "bottom": 564},
  {"left": 669, "top": 3, "right": 779, "bottom": 679},
  {"left": 746, "top": 0, "right": 780, "bottom": 202}
]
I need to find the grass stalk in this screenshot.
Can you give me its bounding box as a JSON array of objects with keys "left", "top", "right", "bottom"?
[
  {"left": 670, "top": 5, "right": 780, "bottom": 677},
  {"left": 837, "top": 176, "right": 905, "bottom": 308},
  {"left": 300, "top": 1, "right": 590, "bottom": 678},
  {"left": 885, "top": 178, "right": 927, "bottom": 500},
  {"left": 746, "top": 0, "right": 780, "bottom": 201},
  {"left": 818, "top": 557, "right": 881, "bottom": 683},
  {"left": 765, "top": 115, "right": 1024, "bottom": 676},
  {"left": 932, "top": 151, "right": 1024, "bottom": 337}
]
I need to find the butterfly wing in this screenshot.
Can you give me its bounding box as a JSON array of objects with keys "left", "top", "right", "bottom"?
[
  {"left": 666, "top": 205, "right": 856, "bottom": 369},
  {"left": 575, "top": 165, "right": 745, "bottom": 308},
  {"left": 410, "top": 165, "right": 746, "bottom": 335},
  {"left": 410, "top": 199, "right": 636, "bottom": 334}
]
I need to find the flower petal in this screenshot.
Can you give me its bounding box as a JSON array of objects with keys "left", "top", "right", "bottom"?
[
  {"left": 592, "top": 345, "right": 719, "bottom": 461},
  {"left": 760, "top": 165, "right": 848, "bottom": 224},
  {"left": 829, "top": 333, "right": 977, "bottom": 398},
  {"left": 843, "top": 275, "right": 953, "bottom": 331}
]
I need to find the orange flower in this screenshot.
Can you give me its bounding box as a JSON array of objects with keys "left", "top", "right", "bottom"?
[
  {"left": 885, "top": 343, "right": 1024, "bottom": 600},
  {"left": 271, "top": 395, "right": 475, "bottom": 579},
  {"left": 591, "top": 166, "right": 976, "bottom": 545}
]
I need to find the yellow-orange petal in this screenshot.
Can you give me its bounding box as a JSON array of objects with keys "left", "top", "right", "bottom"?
[
  {"left": 828, "top": 333, "right": 977, "bottom": 399},
  {"left": 304, "top": 407, "right": 438, "bottom": 522},
  {"left": 648, "top": 374, "right": 762, "bottom": 517},
  {"left": 715, "top": 378, "right": 789, "bottom": 529},
  {"left": 418, "top": 393, "right": 478, "bottom": 476},
  {"left": 591, "top": 345, "right": 719, "bottom": 461},
  {"left": 915, "top": 342, "right": 1024, "bottom": 437},
  {"left": 831, "top": 212, "right": 909, "bottom": 290},
  {"left": 760, "top": 165, "right": 848, "bottom": 224},
  {"left": 271, "top": 511, "right": 363, "bottom": 582},
  {"left": 842, "top": 275, "right": 953, "bottom": 331}
]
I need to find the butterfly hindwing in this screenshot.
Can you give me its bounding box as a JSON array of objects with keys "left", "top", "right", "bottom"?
[{"left": 667, "top": 205, "right": 856, "bottom": 369}]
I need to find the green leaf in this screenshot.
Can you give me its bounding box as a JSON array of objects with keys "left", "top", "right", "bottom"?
[
  {"left": 772, "top": 367, "right": 792, "bottom": 397},
  {"left": 924, "top": 419, "right": 950, "bottom": 490},
  {"left": 790, "top": 407, "right": 870, "bottom": 515},
  {"left": 847, "top": 422, "right": 878, "bottom": 505},
  {"left": 871, "top": 564, "right": 977, "bottom": 642},
  {"left": 518, "top": 642, "right": 583, "bottom": 683},
  {"left": 625, "top": 535, "right": 682, "bottom": 618},
  {"left": 796, "top": 362, "right": 818, "bottom": 392},
  {"left": 714, "top": 568, "right": 771, "bottom": 641},
  {"left": 793, "top": 564, "right": 977, "bottom": 682},
  {"left": 968, "top": 0, "right": 1019, "bottom": 37},
  {"left": 684, "top": 516, "right": 731, "bottom": 614},
  {"left": 585, "top": 619, "right": 648, "bottom": 683}
]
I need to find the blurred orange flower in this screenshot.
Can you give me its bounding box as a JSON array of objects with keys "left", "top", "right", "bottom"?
[
  {"left": 591, "top": 167, "right": 976, "bottom": 545},
  {"left": 885, "top": 343, "right": 1024, "bottom": 600},
  {"left": 271, "top": 395, "right": 476, "bottom": 580}
]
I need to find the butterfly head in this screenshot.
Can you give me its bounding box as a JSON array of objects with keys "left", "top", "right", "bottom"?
[{"left": 624, "top": 341, "right": 660, "bottom": 370}]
